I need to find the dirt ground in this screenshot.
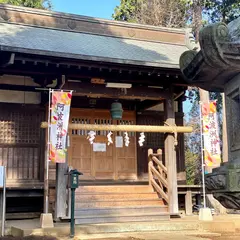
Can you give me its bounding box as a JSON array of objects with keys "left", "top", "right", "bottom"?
[
  {"left": 1, "top": 233, "right": 240, "bottom": 240},
  {"left": 0, "top": 237, "right": 57, "bottom": 240}
]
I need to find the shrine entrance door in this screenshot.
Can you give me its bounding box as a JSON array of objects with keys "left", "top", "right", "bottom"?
[{"left": 68, "top": 109, "right": 137, "bottom": 180}]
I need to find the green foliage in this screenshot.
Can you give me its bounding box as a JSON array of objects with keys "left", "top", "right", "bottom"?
[
  {"left": 0, "top": 0, "right": 52, "bottom": 9},
  {"left": 112, "top": 0, "right": 190, "bottom": 28},
  {"left": 179, "top": 0, "right": 240, "bottom": 24},
  {"left": 185, "top": 149, "right": 201, "bottom": 184},
  {"left": 204, "top": 0, "right": 240, "bottom": 24},
  {"left": 112, "top": 0, "right": 141, "bottom": 22},
  {"left": 184, "top": 91, "right": 202, "bottom": 185}
]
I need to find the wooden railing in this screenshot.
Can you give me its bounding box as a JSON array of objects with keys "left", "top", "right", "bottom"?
[{"left": 148, "top": 149, "right": 169, "bottom": 204}]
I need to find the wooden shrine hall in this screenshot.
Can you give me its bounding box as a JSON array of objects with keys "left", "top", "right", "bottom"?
[{"left": 0, "top": 4, "right": 193, "bottom": 222}]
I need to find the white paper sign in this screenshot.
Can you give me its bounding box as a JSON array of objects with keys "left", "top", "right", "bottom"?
[
  {"left": 93, "top": 143, "right": 106, "bottom": 152},
  {"left": 115, "top": 136, "right": 123, "bottom": 148},
  {"left": 0, "top": 166, "right": 5, "bottom": 188}
]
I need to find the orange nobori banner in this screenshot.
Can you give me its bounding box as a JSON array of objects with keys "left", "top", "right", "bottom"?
[
  {"left": 49, "top": 91, "right": 72, "bottom": 163},
  {"left": 201, "top": 101, "right": 221, "bottom": 167}
]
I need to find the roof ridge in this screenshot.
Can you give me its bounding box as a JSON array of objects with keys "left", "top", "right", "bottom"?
[{"left": 0, "top": 4, "right": 187, "bottom": 34}]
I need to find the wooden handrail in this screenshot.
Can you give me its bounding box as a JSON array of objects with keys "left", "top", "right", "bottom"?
[
  {"left": 150, "top": 165, "right": 168, "bottom": 188},
  {"left": 148, "top": 148, "right": 169, "bottom": 204},
  {"left": 151, "top": 179, "right": 168, "bottom": 203},
  {"left": 151, "top": 156, "right": 167, "bottom": 174}
]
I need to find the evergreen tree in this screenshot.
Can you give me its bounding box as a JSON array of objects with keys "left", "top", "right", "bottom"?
[
  {"left": 0, "top": 0, "right": 52, "bottom": 10},
  {"left": 113, "top": 0, "right": 190, "bottom": 28}
]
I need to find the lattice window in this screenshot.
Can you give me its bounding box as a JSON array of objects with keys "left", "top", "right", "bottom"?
[
  {"left": 117, "top": 120, "right": 135, "bottom": 137},
  {"left": 0, "top": 105, "right": 44, "bottom": 181},
  {"left": 144, "top": 119, "right": 163, "bottom": 148},
  {"left": 71, "top": 118, "right": 90, "bottom": 136},
  {"left": 94, "top": 119, "right": 112, "bottom": 136},
  {"left": 137, "top": 115, "right": 164, "bottom": 148},
  {"left": 0, "top": 108, "right": 44, "bottom": 144}
]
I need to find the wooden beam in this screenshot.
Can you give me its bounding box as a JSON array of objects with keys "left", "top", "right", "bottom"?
[
  {"left": 136, "top": 100, "right": 163, "bottom": 111},
  {"left": 0, "top": 56, "right": 185, "bottom": 88},
  {"left": 41, "top": 122, "right": 192, "bottom": 133},
  {"left": 66, "top": 82, "right": 169, "bottom": 101},
  {"left": 164, "top": 89, "right": 179, "bottom": 215}
]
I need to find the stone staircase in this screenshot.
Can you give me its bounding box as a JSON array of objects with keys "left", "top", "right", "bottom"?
[{"left": 74, "top": 184, "right": 169, "bottom": 224}]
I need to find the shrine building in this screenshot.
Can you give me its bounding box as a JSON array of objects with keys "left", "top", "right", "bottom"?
[{"left": 0, "top": 4, "right": 195, "bottom": 223}]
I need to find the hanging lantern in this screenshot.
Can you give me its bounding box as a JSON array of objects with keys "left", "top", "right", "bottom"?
[{"left": 110, "top": 102, "right": 123, "bottom": 120}]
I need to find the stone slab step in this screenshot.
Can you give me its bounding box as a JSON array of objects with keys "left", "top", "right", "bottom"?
[
  {"left": 75, "top": 185, "right": 153, "bottom": 193},
  {"left": 75, "top": 221, "right": 201, "bottom": 234},
  {"left": 11, "top": 220, "right": 235, "bottom": 237},
  {"left": 76, "top": 231, "right": 222, "bottom": 240},
  {"left": 75, "top": 199, "right": 164, "bottom": 208},
  {"left": 75, "top": 206, "right": 168, "bottom": 217},
  {"left": 75, "top": 214, "right": 170, "bottom": 224},
  {"left": 74, "top": 192, "right": 159, "bottom": 201}
]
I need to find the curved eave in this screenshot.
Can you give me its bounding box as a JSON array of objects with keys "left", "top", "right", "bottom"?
[{"left": 180, "top": 50, "right": 240, "bottom": 92}]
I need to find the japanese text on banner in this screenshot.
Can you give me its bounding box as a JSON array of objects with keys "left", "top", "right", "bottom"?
[
  {"left": 201, "top": 101, "right": 221, "bottom": 167},
  {"left": 49, "top": 91, "right": 72, "bottom": 163}
]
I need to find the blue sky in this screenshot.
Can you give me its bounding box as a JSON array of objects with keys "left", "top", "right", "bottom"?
[{"left": 51, "top": 0, "right": 120, "bottom": 19}]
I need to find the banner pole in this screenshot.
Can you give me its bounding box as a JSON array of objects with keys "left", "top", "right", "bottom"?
[
  {"left": 199, "top": 101, "right": 207, "bottom": 208},
  {"left": 44, "top": 88, "right": 52, "bottom": 214}
]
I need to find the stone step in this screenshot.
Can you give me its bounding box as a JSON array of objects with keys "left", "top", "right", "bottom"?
[
  {"left": 75, "top": 185, "right": 153, "bottom": 194},
  {"left": 74, "top": 221, "right": 201, "bottom": 234},
  {"left": 75, "top": 206, "right": 168, "bottom": 217},
  {"left": 12, "top": 220, "right": 235, "bottom": 237},
  {"left": 75, "top": 199, "right": 164, "bottom": 208},
  {"left": 75, "top": 213, "right": 170, "bottom": 224},
  {"left": 74, "top": 192, "right": 160, "bottom": 201}
]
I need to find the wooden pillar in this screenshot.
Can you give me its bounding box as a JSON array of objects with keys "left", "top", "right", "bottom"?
[
  {"left": 164, "top": 92, "right": 179, "bottom": 215},
  {"left": 185, "top": 190, "right": 193, "bottom": 215},
  {"left": 54, "top": 135, "right": 69, "bottom": 220},
  {"left": 148, "top": 149, "right": 153, "bottom": 187},
  {"left": 54, "top": 163, "right": 68, "bottom": 219},
  {"left": 196, "top": 194, "right": 201, "bottom": 205}
]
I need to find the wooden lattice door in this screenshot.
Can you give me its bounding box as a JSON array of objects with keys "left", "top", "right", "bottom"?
[
  {"left": 116, "top": 116, "right": 137, "bottom": 180},
  {"left": 0, "top": 104, "right": 45, "bottom": 183},
  {"left": 69, "top": 109, "right": 92, "bottom": 179},
  {"left": 68, "top": 109, "right": 137, "bottom": 180}
]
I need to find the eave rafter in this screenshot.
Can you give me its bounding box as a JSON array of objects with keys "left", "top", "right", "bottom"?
[
  {"left": 0, "top": 51, "right": 185, "bottom": 87},
  {"left": 0, "top": 51, "right": 187, "bottom": 102}
]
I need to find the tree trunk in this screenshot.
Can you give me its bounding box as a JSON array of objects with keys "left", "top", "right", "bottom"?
[{"left": 192, "top": 0, "right": 202, "bottom": 42}]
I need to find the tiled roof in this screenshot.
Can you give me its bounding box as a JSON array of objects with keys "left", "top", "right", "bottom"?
[{"left": 0, "top": 22, "right": 188, "bottom": 68}]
